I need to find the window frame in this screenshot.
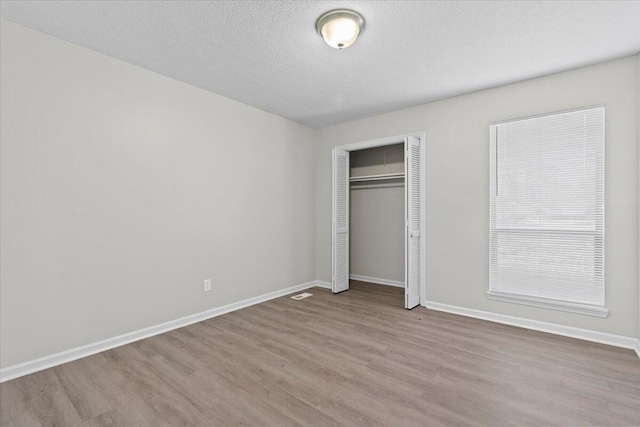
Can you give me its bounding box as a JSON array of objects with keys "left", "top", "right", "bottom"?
[{"left": 487, "top": 106, "right": 608, "bottom": 318}]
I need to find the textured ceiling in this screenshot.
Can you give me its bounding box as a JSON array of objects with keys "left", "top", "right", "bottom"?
[{"left": 1, "top": 1, "right": 639, "bottom": 128}]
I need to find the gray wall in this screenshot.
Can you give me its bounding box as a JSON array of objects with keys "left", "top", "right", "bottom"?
[
  {"left": 350, "top": 145, "right": 405, "bottom": 282},
  {"left": 0, "top": 20, "right": 317, "bottom": 368},
  {"left": 316, "top": 56, "right": 639, "bottom": 338}
]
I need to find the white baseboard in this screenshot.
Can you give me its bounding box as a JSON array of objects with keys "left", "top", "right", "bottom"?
[
  {"left": 423, "top": 300, "right": 639, "bottom": 357},
  {"left": 6, "top": 284, "right": 634, "bottom": 384},
  {"left": 314, "top": 280, "right": 332, "bottom": 289},
  {"left": 349, "top": 274, "right": 404, "bottom": 288},
  {"left": 0, "top": 280, "right": 319, "bottom": 383}
]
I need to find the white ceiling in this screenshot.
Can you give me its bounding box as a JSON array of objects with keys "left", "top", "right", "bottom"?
[{"left": 1, "top": 1, "right": 639, "bottom": 128}]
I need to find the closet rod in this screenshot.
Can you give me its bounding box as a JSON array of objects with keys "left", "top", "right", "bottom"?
[
  {"left": 349, "top": 172, "right": 405, "bottom": 182},
  {"left": 351, "top": 182, "right": 404, "bottom": 190}
]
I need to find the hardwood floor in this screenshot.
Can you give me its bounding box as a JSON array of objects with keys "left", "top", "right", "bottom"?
[{"left": 1, "top": 280, "right": 639, "bottom": 426}]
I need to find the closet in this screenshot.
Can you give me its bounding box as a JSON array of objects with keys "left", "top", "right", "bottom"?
[
  {"left": 332, "top": 135, "right": 423, "bottom": 309},
  {"left": 349, "top": 144, "right": 406, "bottom": 290}
]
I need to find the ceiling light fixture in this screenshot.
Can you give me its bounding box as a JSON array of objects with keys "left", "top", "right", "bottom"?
[{"left": 316, "top": 9, "right": 365, "bottom": 49}]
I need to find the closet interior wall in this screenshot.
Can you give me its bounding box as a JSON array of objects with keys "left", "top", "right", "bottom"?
[{"left": 350, "top": 144, "right": 406, "bottom": 284}]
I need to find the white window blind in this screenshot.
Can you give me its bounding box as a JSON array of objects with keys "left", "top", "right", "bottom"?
[{"left": 489, "top": 107, "right": 606, "bottom": 316}]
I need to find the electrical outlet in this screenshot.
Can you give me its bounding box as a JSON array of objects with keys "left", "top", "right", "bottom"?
[{"left": 204, "top": 279, "right": 212, "bottom": 292}]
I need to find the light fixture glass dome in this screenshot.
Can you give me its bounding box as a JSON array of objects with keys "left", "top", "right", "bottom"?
[{"left": 316, "top": 10, "right": 365, "bottom": 49}]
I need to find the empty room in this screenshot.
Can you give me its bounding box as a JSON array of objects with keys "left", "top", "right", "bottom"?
[{"left": 1, "top": 1, "right": 640, "bottom": 426}]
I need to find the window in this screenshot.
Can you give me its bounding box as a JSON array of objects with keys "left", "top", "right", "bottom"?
[{"left": 488, "top": 107, "right": 607, "bottom": 317}]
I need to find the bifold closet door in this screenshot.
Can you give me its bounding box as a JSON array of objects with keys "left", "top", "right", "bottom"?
[
  {"left": 405, "top": 136, "right": 421, "bottom": 309},
  {"left": 332, "top": 149, "right": 350, "bottom": 293}
]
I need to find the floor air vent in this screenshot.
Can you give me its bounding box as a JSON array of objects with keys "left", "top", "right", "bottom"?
[{"left": 291, "top": 293, "right": 313, "bottom": 300}]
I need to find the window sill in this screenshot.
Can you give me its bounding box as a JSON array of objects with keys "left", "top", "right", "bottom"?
[{"left": 486, "top": 290, "right": 609, "bottom": 318}]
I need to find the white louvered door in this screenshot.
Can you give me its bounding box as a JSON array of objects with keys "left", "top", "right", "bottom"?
[
  {"left": 332, "top": 148, "right": 350, "bottom": 293},
  {"left": 405, "top": 137, "right": 421, "bottom": 309}
]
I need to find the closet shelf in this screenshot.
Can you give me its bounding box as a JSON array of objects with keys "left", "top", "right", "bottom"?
[{"left": 350, "top": 172, "right": 405, "bottom": 183}]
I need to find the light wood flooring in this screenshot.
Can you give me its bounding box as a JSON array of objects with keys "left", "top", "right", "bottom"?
[{"left": 1, "top": 281, "right": 639, "bottom": 426}]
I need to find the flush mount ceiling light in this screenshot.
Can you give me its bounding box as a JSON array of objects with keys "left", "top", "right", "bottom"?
[{"left": 316, "top": 9, "right": 365, "bottom": 49}]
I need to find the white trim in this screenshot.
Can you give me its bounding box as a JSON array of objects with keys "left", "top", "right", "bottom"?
[
  {"left": 419, "top": 133, "right": 427, "bottom": 307},
  {"left": 334, "top": 132, "right": 425, "bottom": 154},
  {"left": 423, "top": 300, "right": 638, "bottom": 356},
  {"left": 0, "top": 280, "right": 322, "bottom": 383},
  {"left": 349, "top": 274, "right": 405, "bottom": 288},
  {"left": 487, "top": 290, "right": 609, "bottom": 318},
  {"left": 314, "top": 280, "right": 332, "bottom": 289},
  {"left": 336, "top": 134, "right": 406, "bottom": 152}
]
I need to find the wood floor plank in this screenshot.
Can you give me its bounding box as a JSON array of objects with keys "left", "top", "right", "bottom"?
[
  {"left": 2, "top": 281, "right": 639, "bottom": 426},
  {"left": 53, "top": 359, "right": 113, "bottom": 421}
]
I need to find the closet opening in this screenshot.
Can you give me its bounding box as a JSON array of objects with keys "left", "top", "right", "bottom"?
[{"left": 332, "top": 133, "right": 425, "bottom": 309}]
